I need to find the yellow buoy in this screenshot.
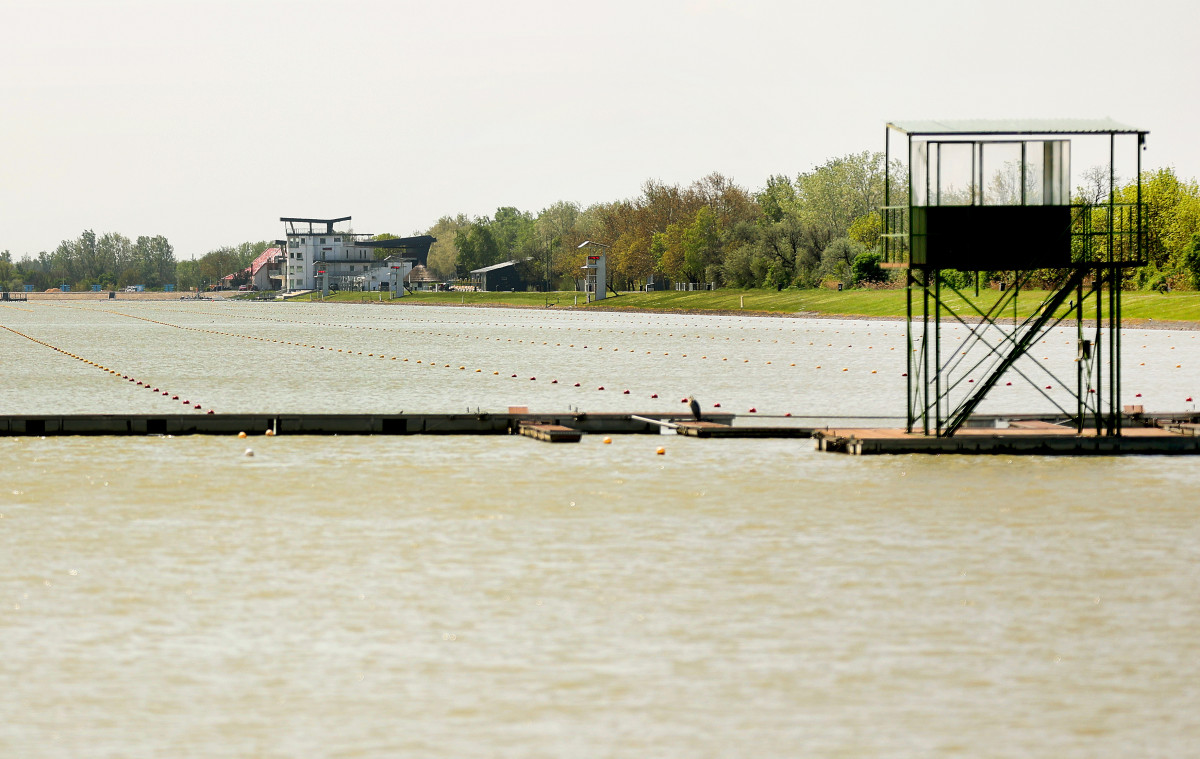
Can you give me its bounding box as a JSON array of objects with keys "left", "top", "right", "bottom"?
[{"left": 656, "top": 447, "right": 666, "bottom": 455}]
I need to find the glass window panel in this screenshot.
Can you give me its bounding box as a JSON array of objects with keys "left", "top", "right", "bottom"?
[
  {"left": 911, "top": 141, "right": 928, "bottom": 206},
  {"left": 1024, "top": 142, "right": 1045, "bottom": 205},
  {"left": 936, "top": 142, "right": 975, "bottom": 206},
  {"left": 981, "top": 142, "right": 1024, "bottom": 205}
]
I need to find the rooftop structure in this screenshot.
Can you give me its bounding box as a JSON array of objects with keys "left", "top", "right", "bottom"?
[{"left": 279, "top": 216, "right": 435, "bottom": 293}]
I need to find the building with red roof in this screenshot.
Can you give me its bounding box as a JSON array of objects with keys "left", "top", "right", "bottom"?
[{"left": 221, "top": 247, "right": 284, "bottom": 290}]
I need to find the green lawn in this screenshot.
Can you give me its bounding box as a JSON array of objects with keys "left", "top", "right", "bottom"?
[{"left": 283, "top": 288, "right": 1200, "bottom": 323}]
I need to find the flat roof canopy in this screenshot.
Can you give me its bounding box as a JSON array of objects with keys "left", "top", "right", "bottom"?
[
  {"left": 359, "top": 235, "right": 435, "bottom": 249},
  {"left": 887, "top": 118, "right": 1146, "bottom": 136},
  {"left": 281, "top": 216, "right": 352, "bottom": 235},
  {"left": 280, "top": 216, "right": 352, "bottom": 224}
]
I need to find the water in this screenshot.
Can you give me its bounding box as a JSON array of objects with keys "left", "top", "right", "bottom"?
[{"left": 3, "top": 300, "right": 1199, "bottom": 757}]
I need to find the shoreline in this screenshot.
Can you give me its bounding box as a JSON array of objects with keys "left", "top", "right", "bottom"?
[
  {"left": 386, "top": 299, "right": 1200, "bottom": 331},
  {"left": 15, "top": 290, "right": 1200, "bottom": 331}
]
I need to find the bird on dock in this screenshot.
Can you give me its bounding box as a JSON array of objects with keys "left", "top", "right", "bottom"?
[{"left": 688, "top": 396, "right": 702, "bottom": 421}]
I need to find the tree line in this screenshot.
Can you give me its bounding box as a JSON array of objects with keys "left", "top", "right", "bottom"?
[
  {"left": 417, "top": 152, "right": 897, "bottom": 292},
  {"left": 3, "top": 151, "right": 1198, "bottom": 293},
  {"left": 0, "top": 231, "right": 176, "bottom": 292},
  {"left": 418, "top": 155, "right": 1200, "bottom": 292}
]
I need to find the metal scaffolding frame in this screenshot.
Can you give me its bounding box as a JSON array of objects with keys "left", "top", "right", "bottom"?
[{"left": 882, "top": 120, "right": 1149, "bottom": 437}]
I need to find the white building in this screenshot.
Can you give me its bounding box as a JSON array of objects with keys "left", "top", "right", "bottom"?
[{"left": 280, "top": 216, "right": 436, "bottom": 293}]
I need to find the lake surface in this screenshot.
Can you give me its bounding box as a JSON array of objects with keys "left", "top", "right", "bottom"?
[{"left": 3, "top": 300, "right": 1199, "bottom": 757}]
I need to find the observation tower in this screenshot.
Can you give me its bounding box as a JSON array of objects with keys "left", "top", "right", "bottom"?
[{"left": 881, "top": 119, "right": 1148, "bottom": 437}]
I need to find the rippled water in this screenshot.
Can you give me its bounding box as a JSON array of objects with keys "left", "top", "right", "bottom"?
[{"left": 3, "top": 301, "right": 1199, "bottom": 757}]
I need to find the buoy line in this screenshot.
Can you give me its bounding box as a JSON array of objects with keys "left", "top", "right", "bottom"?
[
  {"left": 0, "top": 324, "right": 214, "bottom": 413},
  {"left": 99, "top": 303, "right": 934, "bottom": 370},
  {"left": 46, "top": 303, "right": 1182, "bottom": 411},
  {"left": 49, "top": 304, "right": 914, "bottom": 415}
]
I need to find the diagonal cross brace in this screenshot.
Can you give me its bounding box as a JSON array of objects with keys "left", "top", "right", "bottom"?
[{"left": 942, "top": 266, "right": 1090, "bottom": 436}]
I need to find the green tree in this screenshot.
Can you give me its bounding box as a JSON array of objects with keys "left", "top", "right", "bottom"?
[
  {"left": 1184, "top": 233, "right": 1200, "bottom": 289},
  {"left": 0, "top": 250, "right": 15, "bottom": 291},
  {"left": 791, "top": 151, "right": 891, "bottom": 260},
  {"left": 850, "top": 249, "right": 886, "bottom": 285},
  {"left": 755, "top": 217, "right": 812, "bottom": 286},
  {"left": 611, "top": 232, "right": 654, "bottom": 288},
  {"left": 721, "top": 243, "right": 763, "bottom": 288},
  {"left": 491, "top": 206, "right": 537, "bottom": 260},
  {"left": 660, "top": 222, "right": 687, "bottom": 281},
  {"left": 1118, "top": 168, "right": 1200, "bottom": 284},
  {"left": 535, "top": 201, "right": 581, "bottom": 289},
  {"left": 756, "top": 174, "right": 797, "bottom": 224},
  {"left": 176, "top": 259, "right": 200, "bottom": 291},
  {"left": 682, "top": 206, "right": 722, "bottom": 283},
  {"left": 454, "top": 222, "right": 501, "bottom": 278},
  {"left": 820, "top": 238, "right": 865, "bottom": 283},
  {"left": 424, "top": 215, "right": 469, "bottom": 280},
  {"left": 649, "top": 232, "right": 668, "bottom": 275},
  {"left": 847, "top": 212, "right": 882, "bottom": 249}
]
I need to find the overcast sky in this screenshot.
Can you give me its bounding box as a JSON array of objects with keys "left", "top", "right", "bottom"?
[{"left": 2, "top": 0, "right": 1196, "bottom": 259}]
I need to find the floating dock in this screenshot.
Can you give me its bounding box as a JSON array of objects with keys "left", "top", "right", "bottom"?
[
  {"left": 814, "top": 418, "right": 1200, "bottom": 456},
  {"left": 517, "top": 422, "right": 583, "bottom": 443},
  {"left": 2, "top": 411, "right": 1197, "bottom": 454},
  {"left": 0, "top": 412, "right": 734, "bottom": 438}
]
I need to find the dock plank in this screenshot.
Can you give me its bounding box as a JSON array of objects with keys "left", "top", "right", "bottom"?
[
  {"left": 518, "top": 423, "right": 582, "bottom": 443},
  {"left": 676, "top": 421, "right": 813, "bottom": 439}
]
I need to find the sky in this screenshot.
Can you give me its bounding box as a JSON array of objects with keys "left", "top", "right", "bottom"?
[{"left": 2, "top": 0, "right": 1197, "bottom": 260}]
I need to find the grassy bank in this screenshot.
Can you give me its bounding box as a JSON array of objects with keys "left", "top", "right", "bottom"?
[{"left": 287, "top": 288, "right": 1200, "bottom": 323}]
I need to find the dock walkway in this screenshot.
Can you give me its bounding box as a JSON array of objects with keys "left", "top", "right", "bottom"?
[
  {"left": 814, "top": 424, "right": 1200, "bottom": 455},
  {"left": 0, "top": 412, "right": 732, "bottom": 438},
  {"left": 4, "top": 411, "right": 1197, "bottom": 455}
]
